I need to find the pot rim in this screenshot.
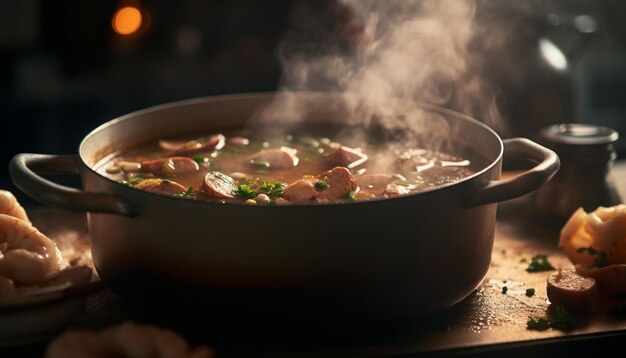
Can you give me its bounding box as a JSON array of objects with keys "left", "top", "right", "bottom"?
[{"left": 78, "top": 91, "right": 503, "bottom": 208}]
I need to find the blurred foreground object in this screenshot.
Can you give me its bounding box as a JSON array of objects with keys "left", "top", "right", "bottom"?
[{"left": 45, "top": 321, "right": 213, "bottom": 358}]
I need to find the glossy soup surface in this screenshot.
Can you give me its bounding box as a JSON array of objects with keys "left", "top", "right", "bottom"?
[{"left": 97, "top": 131, "right": 482, "bottom": 204}]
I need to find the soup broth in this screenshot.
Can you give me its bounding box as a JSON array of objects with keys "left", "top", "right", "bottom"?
[{"left": 96, "top": 130, "right": 482, "bottom": 204}]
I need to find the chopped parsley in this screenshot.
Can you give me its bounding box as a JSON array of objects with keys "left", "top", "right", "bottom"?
[
  {"left": 161, "top": 179, "right": 171, "bottom": 184},
  {"left": 501, "top": 286, "right": 508, "bottom": 294},
  {"left": 525, "top": 288, "right": 536, "bottom": 297},
  {"left": 341, "top": 189, "right": 356, "bottom": 201},
  {"left": 526, "top": 254, "right": 555, "bottom": 272},
  {"left": 527, "top": 317, "right": 551, "bottom": 331},
  {"left": 593, "top": 251, "right": 609, "bottom": 268},
  {"left": 178, "top": 187, "right": 194, "bottom": 198},
  {"left": 193, "top": 156, "right": 209, "bottom": 164},
  {"left": 233, "top": 184, "right": 257, "bottom": 199},
  {"left": 127, "top": 177, "right": 144, "bottom": 186},
  {"left": 260, "top": 181, "right": 285, "bottom": 198},
  {"left": 527, "top": 306, "right": 576, "bottom": 331},
  {"left": 314, "top": 180, "right": 329, "bottom": 190}
]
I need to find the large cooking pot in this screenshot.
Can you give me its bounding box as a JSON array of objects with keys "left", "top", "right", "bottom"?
[{"left": 9, "top": 93, "right": 559, "bottom": 321}]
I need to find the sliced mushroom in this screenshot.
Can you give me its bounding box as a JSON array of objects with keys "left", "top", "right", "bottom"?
[
  {"left": 326, "top": 146, "right": 368, "bottom": 169},
  {"left": 201, "top": 171, "right": 236, "bottom": 199},
  {"left": 140, "top": 157, "right": 199, "bottom": 175},
  {"left": 134, "top": 179, "right": 187, "bottom": 196},
  {"left": 158, "top": 134, "right": 225, "bottom": 155},
  {"left": 247, "top": 147, "right": 299, "bottom": 170},
  {"left": 547, "top": 268, "right": 597, "bottom": 312}
]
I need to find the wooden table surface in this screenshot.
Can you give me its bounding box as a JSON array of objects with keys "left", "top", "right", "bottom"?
[{"left": 3, "top": 162, "right": 626, "bottom": 357}]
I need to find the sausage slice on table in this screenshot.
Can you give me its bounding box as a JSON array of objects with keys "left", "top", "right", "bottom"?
[{"left": 547, "top": 268, "right": 597, "bottom": 312}]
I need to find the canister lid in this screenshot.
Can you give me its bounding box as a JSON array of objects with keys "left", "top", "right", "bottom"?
[{"left": 540, "top": 123, "right": 619, "bottom": 145}]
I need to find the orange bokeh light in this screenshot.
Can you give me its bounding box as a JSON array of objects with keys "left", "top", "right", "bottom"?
[{"left": 112, "top": 7, "right": 142, "bottom": 35}]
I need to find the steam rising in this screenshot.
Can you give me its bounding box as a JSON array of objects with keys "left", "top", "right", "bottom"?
[{"left": 253, "top": 0, "right": 502, "bottom": 152}]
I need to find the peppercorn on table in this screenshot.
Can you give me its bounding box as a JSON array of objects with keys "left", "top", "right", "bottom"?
[{"left": 3, "top": 161, "right": 626, "bottom": 357}]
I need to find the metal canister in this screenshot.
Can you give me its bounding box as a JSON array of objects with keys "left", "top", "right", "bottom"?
[{"left": 535, "top": 123, "right": 621, "bottom": 221}]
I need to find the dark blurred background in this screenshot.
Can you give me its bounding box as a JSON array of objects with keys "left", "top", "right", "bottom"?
[{"left": 1, "top": 0, "right": 625, "bottom": 202}]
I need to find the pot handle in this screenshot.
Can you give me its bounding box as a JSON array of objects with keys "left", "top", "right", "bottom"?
[
  {"left": 9, "top": 153, "right": 135, "bottom": 216},
  {"left": 467, "top": 138, "right": 560, "bottom": 207}
]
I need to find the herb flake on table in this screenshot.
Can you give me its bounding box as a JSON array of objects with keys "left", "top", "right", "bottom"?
[
  {"left": 527, "top": 306, "right": 576, "bottom": 331},
  {"left": 526, "top": 254, "right": 555, "bottom": 272},
  {"left": 525, "top": 288, "right": 536, "bottom": 297}
]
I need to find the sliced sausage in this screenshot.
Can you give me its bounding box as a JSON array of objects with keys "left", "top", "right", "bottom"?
[
  {"left": 158, "top": 134, "right": 225, "bottom": 155},
  {"left": 317, "top": 167, "right": 357, "bottom": 200},
  {"left": 140, "top": 157, "right": 199, "bottom": 175},
  {"left": 587, "top": 264, "right": 626, "bottom": 296},
  {"left": 201, "top": 171, "right": 236, "bottom": 199},
  {"left": 247, "top": 147, "right": 299, "bottom": 170},
  {"left": 355, "top": 174, "right": 393, "bottom": 196},
  {"left": 547, "top": 268, "right": 597, "bottom": 312},
  {"left": 326, "top": 146, "right": 368, "bottom": 169},
  {"left": 283, "top": 178, "right": 317, "bottom": 202},
  {"left": 134, "top": 179, "right": 187, "bottom": 195}
]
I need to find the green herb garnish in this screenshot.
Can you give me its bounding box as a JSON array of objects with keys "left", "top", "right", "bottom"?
[
  {"left": 341, "top": 189, "right": 356, "bottom": 201},
  {"left": 550, "top": 306, "right": 576, "bottom": 330},
  {"left": 525, "top": 288, "right": 536, "bottom": 297},
  {"left": 502, "top": 286, "right": 508, "bottom": 294},
  {"left": 314, "top": 180, "right": 329, "bottom": 190},
  {"left": 161, "top": 179, "right": 171, "bottom": 184},
  {"left": 527, "top": 306, "right": 576, "bottom": 331},
  {"left": 526, "top": 254, "right": 555, "bottom": 272},
  {"left": 260, "top": 181, "right": 285, "bottom": 198},
  {"left": 593, "top": 251, "right": 609, "bottom": 268},
  {"left": 527, "top": 317, "right": 551, "bottom": 331},
  {"left": 127, "top": 177, "right": 144, "bottom": 186},
  {"left": 178, "top": 187, "right": 193, "bottom": 198},
  {"left": 193, "top": 156, "right": 209, "bottom": 164},
  {"left": 233, "top": 184, "right": 257, "bottom": 199}
]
